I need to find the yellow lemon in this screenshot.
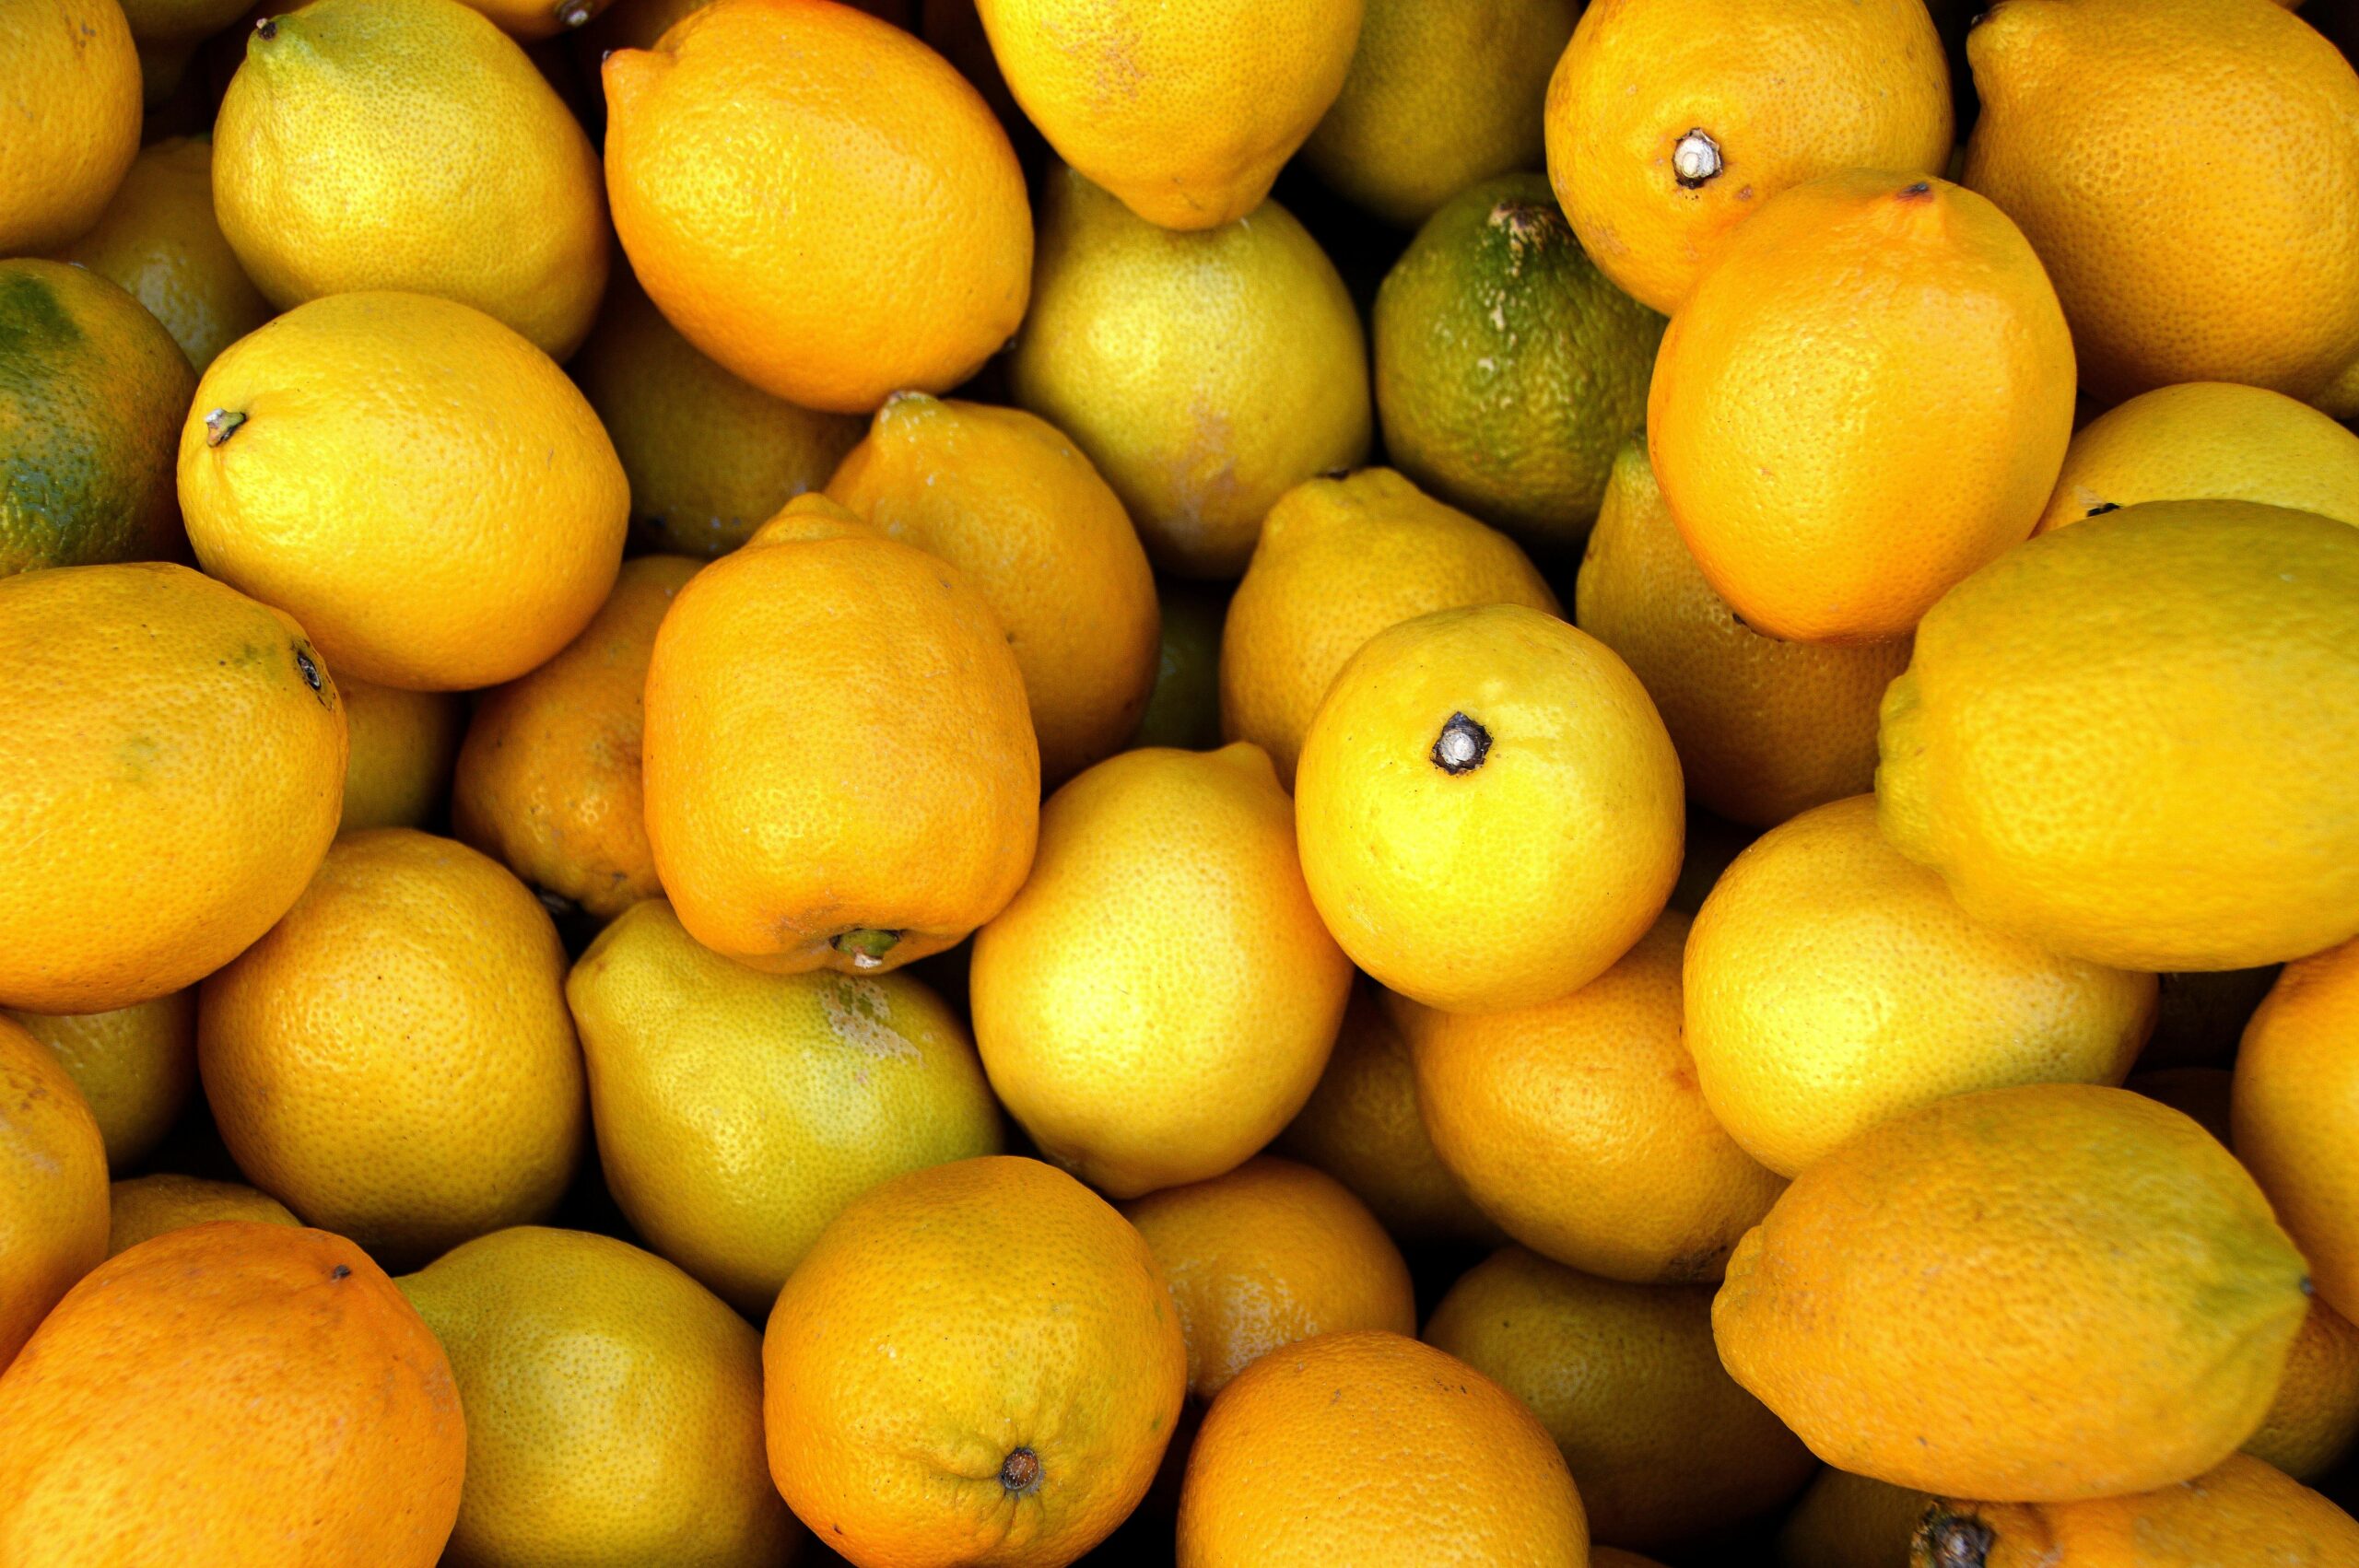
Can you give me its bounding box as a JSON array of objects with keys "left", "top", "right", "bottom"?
[
  {"left": 973, "top": 0, "right": 1363, "bottom": 230},
  {"left": 180, "top": 290, "right": 628, "bottom": 692},
  {"left": 105, "top": 1174, "right": 298, "bottom": 1256},
  {"left": 566, "top": 897, "right": 1003, "bottom": 1316},
  {"left": 971, "top": 743, "right": 1353, "bottom": 1199},
  {"left": 0, "top": 0, "right": 140, "bottom": 253},
  {"left": 0, "top": 563, "right": 346, "bottom": 1014},
  {"left": 1010, "top": 166, "right": 1370, "bottom": 579},
  {"left": 827, "top": 394, "right": 1161, "bottom": 784},
  {"left": 337, "top": 680, "right": 464, "bottom": 834},
  {"left": 1220, "top": 468, "right": 1555, "bottom": 788},
  {"left": 398, "top": 1225, "right": 794, "bottom": 1568},
  {"left": 1296, "top": 603, "right": 1684, "bottom": 1013},
  {"left": 1685, "top": 794, "right": 2156, "bottom": 1176},
  {"left": 2036, "top": 381, "right": 2359, "bottom": 534},
  {"left": 6, "top": 991, "right": 195, "bottom": 1169},
  {"left": 1877, "top": 500, "right": 2359, "bottom": 971},
  {"left": 1300, "top": 0, "right": 1577, "bottom": 228}
]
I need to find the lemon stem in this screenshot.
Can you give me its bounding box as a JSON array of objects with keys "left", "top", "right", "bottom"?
[
  {"left": 1672, "top": 129, "right": 1722, "bottom": 188},
  {"left": 205, "top": 409, "right": 247, "bottom": 447},
  {"left": 832, "top": 928, "right": 901, "bottom": 968}
]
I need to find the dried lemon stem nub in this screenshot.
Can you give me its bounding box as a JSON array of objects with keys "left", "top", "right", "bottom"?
[
  {"left": 999, "top": 1447, "right": 1042, "bottom": 1496},
  {"left": 555, "top": 0, "right": 593, "bottom": 26},
  {"left": 832, "top": 928, "right": 901, "bottom": 968},
  {"left": 329, "top": 1264, "right": 351, "bottom": 1281},
  {"left": 253, "top": 15, "right": 276, "bottom": 38},
  {"left": 1672, "top": 129, "right": 1723, "bottom": 189},
  {"left": 1919, "top": 1515, "right": 1994, "bottom": 1568},
  {"left": 205, "top": 409, "right": 247, "bottom": 448},
  {"left": 1431, "top": 712, "right": 1492, "bottom": 776}
]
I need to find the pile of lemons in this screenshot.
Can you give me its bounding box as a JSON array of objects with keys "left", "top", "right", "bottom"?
[{"left": 2, "top": 0, "right": 2358, "bottom": 1564}]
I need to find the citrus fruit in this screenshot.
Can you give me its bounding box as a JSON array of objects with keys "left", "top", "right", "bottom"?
[
  {"left": 0, "top": 1223, "right": 464, "bottom": 1567},
  {"left": 971, "top": 743, "right": 1351, "bottom": 1198},
  {"left": 0, "top": 1016, "right": 107, "bottom": 1370},
  {"left": 197, "top": 829, "right": 587, "bottom": 1270},
  {"left": 973, "top": 0, "right": 1362, "bottom": 230},
  {"left": 452, "top": 554, "right": 698, "bottom": 920},
  {"left": 1274, "top": 979, "right": 1501, "bottom": 1248},
  {"left": 105, "top": 1174, "right": 296, "bottom": 1257},
  {"left": 2319, "top": 353, "right": 2359, "bottom": 421},
  {"left": 336, "top": 679, "right": 464, "bottom": 834},
  {"left": 180, "top": 290, "right": 629, "bottom": 691},
  {"left": 1399, "top": 912, "right": 1785, "bottom": 1281},
  {"left": 641, "top": 495, "right": 1039, "bottom": 976},
  {"left": 6, "top": 990, "right": 194, "bottom": 1169},
  {"left": 1219, "top": 467, "right": 1556, "bottom": 787},
  {"left": 2235, "top": 938, "right": 2359, "bottom": 1323},
  {"left": 1778, "top": 1470, "right": 1932, "bottom": 1568},
  {"left": 1713, "top": 1083, "right": 2310, "bottom": 1501},
  {"left": 0, "top": 0, "right": 139, "bottom": 253},
  {"left": 764, "top": 1155, "right": 1187, "bottom": 1568},
  {"left": 1543, "top": 0, "right": 1952, "bottom": 315},
  {"left": 1648, "top": 170, "right": 2075, "bottom": 644},
  {"left": 1121, "top": 1156, "right": 1414, "bottom": 1400},
  {"left": 1295, "top": 603, "right": 1684, "bottom": 1013},
  {"left": 603, "top": 0, "right": 1029, "bottom": 413},
  {"left": 1964, "top": 0, "right": 2359, "bottom": 402},
  {"left": 1373, "top": 175, "right": 1665, "bottom": 560},
  {"left": 2036, "top": 380, "right": 2359, "bottom": 534},
  {"left": 0, "top": 562, "right": 346, "bottom": 1014},
  {"left": 399, "top": 1226, "right": 795, "bottom": 1568},
  {"left": 1685, "top": 794, "right": 2157, "bottom": 1176},
  {"left": 567, "top": 896, "right": 1003, "bottom": 1315},
  {"left": 2247, "top": 1298, "right": 2359, "bottom": 1482},
  {"left": 1, "top": 259, "right": 194, "bottom": 578},
  {"left": 1299, "top": 0, "right": 1577, "bottom": 228},
  {"left": 1010, "top": 166, "right": 1370, "bottom": 579},
  {"left": 1912, "top": 1454, "right": 2359, "bottom": 1568},
  {"left": 52, "top": 136, "right": 270, "bottom": 372},
  {"left": 213, "top": 0, "right": 607, "bottom": 358},
  {"left": 1426, "top": 1246, "right": 1816, "bottom": 1551},
  {"left": 1876, "top": 501, "right": 2359, "bottom": 970},
  {"left": 827, "top": 393, "right": 1162, "bottom": 783},
  {"left": 1575, "top": 437, "right": 1914, "bottom": 826},
  {"left": 571, "top": 269, "right": 862, "bottom": 558},
  {"left": 1129, "top": 580, "right": 1226, "bottom": 752},
  {"left": 1177, "top": 1330, "right": 1588, "bottom": 1567}
]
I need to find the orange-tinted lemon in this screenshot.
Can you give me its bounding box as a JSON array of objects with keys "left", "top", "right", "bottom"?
[
  {"left": 1913, "top": 1454, "right": 2359, "bottom": 1568},
  {"left": 1714, "top": 1084, "right": 2310, "bottom": 1502},
  {"left": 0, "top": 563, "right": 346, "bottom": 1014},
  {"left": 1178, "top": 1330, "right": 1588, "bottom": 1567},
  {"left": 6, "top": 991, "right": 195, "bottom": 1170},
  {"left": 0, "top": 0, "right": 140, "bottom": 253},
  {"left": 0, "top": 1017, "right": 108, "bottom": 1370},
  {"left": 2236, "top": 939, "right": 2359, "bottom": 1324},
  {"left": 198, "top": 830, "right": 586, "bottom": 1270},
  {"left": 453, "top": 555, "right": 698, "bottom": 920},
  {"left": 1649, "top": 170, "right": 2075, "bottom": 643},
  {"left": 641, "top": 495, "right": 1039, "bottom": 976},
  {"left": 1544, "top": 0, "right": 1952, "bottom": 315},
  {"left": 1401, "top": 912, "right": 1785, "bottom": 1282},
  {"left": 764, "top": 1156, "right": 1187, "bottom": 1568},
  {"left": 1122, "top": 1157, "right": 1415, "bottom": 1400},
  {"left": 603, "top": 0, "right": 1029, "bottom": 413},
  {"left": 0, "top": 1223, "right": 464, "bottom": 1566},
  {"left": 105, "top": 1174, "right": 298, "bottom": 1258},
  {"left": 1577, "top": 438, "right": 1913, "bottom": 825},
  {"left": 827, "top": 394, "right": 1161, "bottom": 784},
  {"left": 336, "top": 679, "right": 464, "bottom": 834}
]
